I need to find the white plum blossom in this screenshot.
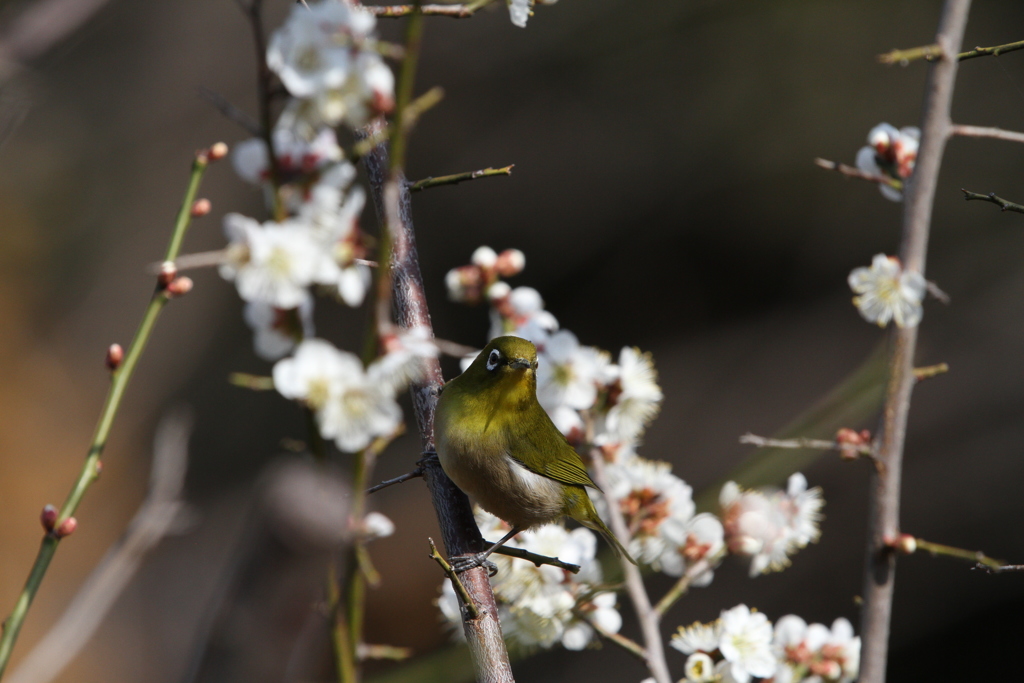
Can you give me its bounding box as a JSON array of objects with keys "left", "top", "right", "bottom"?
[
  {"left": 685, "top": 652, "right": 718, "bottom": 683},
  {"left": 508, "top": 0, "right": 532, "bottom": 27},
  {"left": 232, "top": 125, "right": 342, "bottom": 186},
  {"left": 437, "top": 508, "right": 620, "bottom": 652},
  {"left": 720, "top": 473, "right": 823, "bottom": 576},
  {"left": 848, "top": 253, "right": 926, "bottom": 329},
  {"left": 602, "top": 457, "right": 698, "bottom": 573},
  {"left": 536, "top": 330, "right": 609, "bottom": 413},
  {"left": 659, "top": 512, "right": 725, "bottom": 584},
  {"left": 773, "top": 615, "right": 860, "bottom": 683},
  {"left": 855, "top": 123, "right": 920, "bottom": 202},
  {"left": 604, "top": 347, "right": 663, "bottom": 443},
  {"left": 373, "top": 326, "right": 440, "bottom": 393},
  {"left": 220, "top": 213, "right": 340, "bottom": 309},
  {"left": 717, "top": 604, "right": 777, "bottom": 683},
  {"left": 273, "top": 339, "right": 403, "bottom": 452},
  {"left": 489, "top": 285, "right": 559, "bottom": 342},
  {"left": 243, "top": 293, "right": 315, "bottom": 361},
  {"left": 267, "top": 1, "right": 393, "bottom": 129},
  {"left": 361, "top": 511, "right": 395, "bottom": 541},
  {"left": 671, "top": 619, "right": 722, "bottom": 655}
]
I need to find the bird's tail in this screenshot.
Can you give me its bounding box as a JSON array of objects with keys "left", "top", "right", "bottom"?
[{"left": 582, "top": 513, "right": 638, "bottom": 566}]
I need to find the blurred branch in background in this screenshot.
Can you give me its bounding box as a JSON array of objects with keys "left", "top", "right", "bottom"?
[
  {"left": 6, "top": 409, "right": 195, "bottom": 683},
  {"left": 0, "top": 0, "right": 110, "bottom": 78},
  {"left": 951, "top": 124, "right": 1024, "bottom": 144},
  {"left": 182, "top": 459, "right": 352, "bottom": 683}
]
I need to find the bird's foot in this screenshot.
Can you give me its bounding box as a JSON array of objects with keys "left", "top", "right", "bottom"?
[
  {"left": 417, "top": 450, "right": 439, "bottom": 466},
  {"left": 451, "top": 552, "right": 499, "bottom": 577}
]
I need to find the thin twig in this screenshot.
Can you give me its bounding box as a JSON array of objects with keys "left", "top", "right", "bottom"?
[
  {"left": 878, "top": 38, "right": 1024, "bottom": 65},
  {"left": 925, "top": 281, "right": 950, "bottom": 304},
  {"left": 878, "top": 43, "right": 943, "bottom": 65},
  {"left": 859, "top": 4, "right": 971, "bottom": 683},
  {"left": 366, "top": 466, "right": 425, "bottom": 494},
  {"left": 961, "top": 189, "right": 1024, "bottom": 214},
  {"left": 0, "top": 0, "right": 111, "bottom": 79},
  {"left": 196, "top": 86, "right": 261, "bottom": 136},
  {"left": 911, "top": 537, "right": 1004, "bottom": 570},
  {"left": 492, "top": 546, "right": 581, "bottom": 574},
  {"left": 814, "top": 158, "right": 903, "bottom": 191},
  {"left": 429, "top": 539, "right": 480, "bottom": 619},
  {"left": 958, "top": 39, "right": 1024, "bottom": 61},
  {"left": 368, "top": 0, "right": 495, "bottom": 19},
  {"left": 409, "top": 165, "right": 514, "bottom": 192},
  {"left": 653, "top": 550, "right": 726, "bottom": 618},
  {"left": 590, "top": 621, "right": 648, "bottom": 662},
  {"left": 975, "top": 563, "right": 1024, "bottom": 574},
  {"left": 358, "top": 644, "right": 413, "bottom": 661},
  {"left": 0, "top": 148, "right": 215, "bottom": 680},
  {"left": 6, "top": 411, "right": 194, "bottom": 683},
  {"left": 588, "top": 446, "right": 672, "bottom": 683},
  {"left": 739, "top": 433, "right": 873, "bottom": 455},
  {"left": 228, "top": 372, "right": 275, "bottom": 390},
  {"left": 951, "top": 124, "right": 1024, "bottom": 144},
  {"left": 913, "top": 363, "right": 949, "bottom": 381}
]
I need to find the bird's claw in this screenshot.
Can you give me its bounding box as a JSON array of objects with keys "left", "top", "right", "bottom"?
[
  {"left": 417, "top": 450, "right": 439, "bottom": 466},
  {"left": 451, "top": 553, "right": 498, "bottom": 577}
]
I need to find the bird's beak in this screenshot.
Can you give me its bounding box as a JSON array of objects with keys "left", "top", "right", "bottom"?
[{"left": 510, "top": 358, "right": 537, "bottom": 370}]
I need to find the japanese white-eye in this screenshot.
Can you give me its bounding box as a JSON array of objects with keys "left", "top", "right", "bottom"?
[{"left": 434, "top": 335, "right": 636, "bottom": 571}]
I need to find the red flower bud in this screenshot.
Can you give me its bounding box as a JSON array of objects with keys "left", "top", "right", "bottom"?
[
  {"left": 166, "top": 276, "right": 193, "bottom": 297},
  {"left": 208, "top": 142, "right": 229, "bottom": 161},
  {"left": 55, "top": 517, "right": 78, "bottom": 538},
  {"left": 41, "top": 504, "right": 58, "bottom": 531},
  {"left": 106, "top": 343, "right": 124, "bottom": 371},
  {"left": 190, "top": 198, "right": 211, "bottom": 217}
]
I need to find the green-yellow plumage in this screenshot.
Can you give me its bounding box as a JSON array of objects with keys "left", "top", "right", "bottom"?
[{"left": 434, "top": 335, "right": 636, "bottom": 569}]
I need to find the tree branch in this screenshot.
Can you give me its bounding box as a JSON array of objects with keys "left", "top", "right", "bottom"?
[
  {"left": 961, "top": 189, "right": 1024, "bottom": 214},
  {"left": 367, "top": 0, "right": 495, "bottom": 19},
  {"left": 491, "top": 546, "right": 580, "bottom": 574},
  {"left": 409, "top": 165, "right": 514, "bottom": 192},
  {"left": 814, "top": 158, "right": 903, "bottom": 191},
  {"left": 951, "top": 124, "right": 1024, "bottom": 144},
  {"left": 878, "top": 37, "right": 1024, "bottom": 65},
  {"left": 859, "top": 3, "right": 971, "bottom": 683},
  {"left": 958, "top": 38, "right": 1024, "bottom": 61}
]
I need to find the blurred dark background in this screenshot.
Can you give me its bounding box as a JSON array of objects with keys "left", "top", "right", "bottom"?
[{"left": 2, "top": 0, "right": 1024, "bottom": 680}]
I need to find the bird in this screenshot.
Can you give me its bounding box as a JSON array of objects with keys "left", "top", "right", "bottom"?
[{"left": 433, "top": 335, "right": 637, "bottom": 572}]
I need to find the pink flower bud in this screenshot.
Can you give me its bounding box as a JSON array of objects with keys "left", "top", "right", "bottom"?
[
  {"left": 166, "top": 276, "right": 193, "bottom": 297},
  {"left": 41, "top": 505, "right": 58, "bottom": 531},
  {"left": 55, "top": 517, "right": 78, "bottom": 538},
  {"left": 495, "top": 249, "right": 526, "bottom": 277},
  {"left": 190, "top": 199, "right": 211, "bottom": 217},
  {"left": 896, "top": 533, "right": 917, "bottom": 555},
  {"left": 208, "top": 142, "right": 229, "bottom": 161},
  {"left": 158, "top": 261, "right": 178, "bottom": 288},
  {"left": 836, "top": 427, "right": 871, "bottom": 461},
  {"left": 106, "top": 343, "right": 124, "bottom": 370},
  {"left": 471, "top": 246, "right": 498, "bottom": 269}
]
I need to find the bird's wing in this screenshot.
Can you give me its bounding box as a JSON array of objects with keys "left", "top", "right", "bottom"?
[{"left": 509, "top": 426, "right": 600, "bottom": 490}]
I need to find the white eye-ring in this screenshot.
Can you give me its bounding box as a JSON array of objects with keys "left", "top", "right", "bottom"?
[{"left": 486, "top": 349, "right": 501, "bottom": 371}]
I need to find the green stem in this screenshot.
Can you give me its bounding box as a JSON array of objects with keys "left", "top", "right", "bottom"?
[
  {"left": 0, "top": 152, "right": 211, "bottom": 681},
  {"left": 958, "top": 38, "right": 1024, "bottom": 61},
  {"left": 914, "top": 538, "right": 1004, "bottom": 570},
  {"left": 409, "top": 165, "right": 513, "bottom": 192},
  {"left": 328, "top": 558, "right": 360, "bottom": 683},
  {"left": 388, "top": 1, "right": 425, "bottom": 173}
]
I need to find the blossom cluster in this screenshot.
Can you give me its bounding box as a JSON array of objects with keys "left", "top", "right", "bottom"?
[
  {"left": 855, "top": 123, "right": 920, "bottom": 202},
  {"left": 438, "top": 248, "right": 826, "bottom": 651},
  {"left": 437, "top": 509, "right": 621, "bottom": 652},
  {"left": 668, "top": 605, "right": 860, "bottom": 683},
  {"left": 273, "top": 331, "right": 435, "bottom": 452}
]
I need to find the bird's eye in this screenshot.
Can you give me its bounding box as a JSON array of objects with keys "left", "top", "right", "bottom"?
[{"left": 486, "top": 349, "right": 501, "bottom": 371}]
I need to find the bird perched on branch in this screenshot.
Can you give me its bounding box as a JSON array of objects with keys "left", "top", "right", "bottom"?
[{"left": 434, "top": 335, "right": 636, "bottom": 572}]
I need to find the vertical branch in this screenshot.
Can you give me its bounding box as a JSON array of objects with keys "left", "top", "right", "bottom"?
[
  {"left": 588, "top": 454, "right": 672, "bottom": 683},
  {"left": 859, "top": 2, "right": 971, "bottom": 683},
  {"left": 359, "top": 11, "right": 515, "bottom": 672},
  {"left": 0, "top": 149, "right": 215, "bottom": 681}
]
